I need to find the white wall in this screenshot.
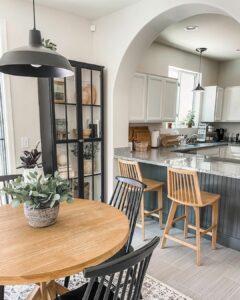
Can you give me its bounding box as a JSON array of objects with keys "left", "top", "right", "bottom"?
[
  {"left": 137, "top": 42, "right": 219, "bottom": 86},
  {"left": 218, "top": 57, "right": 240, "bottom": 87},
  {"left": 0, "top": 0, "right": 92, "bottom": 171}
]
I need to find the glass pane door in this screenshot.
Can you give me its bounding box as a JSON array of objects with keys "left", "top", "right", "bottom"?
[
  {"left": 81, "top": 68, "right": 103, "bottom": 201},
  {"left": 53, "top": 67, "right": 79, "bottom": 197}
]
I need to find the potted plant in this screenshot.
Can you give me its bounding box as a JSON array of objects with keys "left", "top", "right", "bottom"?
[
  {"left": 185, "top": 111, "right": 195, "bottom": 128},
  {"left": 1, "top": 171, "right": 73, "bottom": 228},
  {"left": 17, "top": 142, "right": 43, "bottom": 181},
  {"left": 83, "top": 142, "right": 100, "bottom": 175},
  {"left": 71, "top": 143, "right": 100, "bottom": 175}
]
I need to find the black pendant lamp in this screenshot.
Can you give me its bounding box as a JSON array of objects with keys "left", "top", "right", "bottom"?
[
  {"left": 193, "top": 47, "right": 207, "bottom": 92},
  {"left": 0, "top": 0, "right": 73, "bottom": 78}
]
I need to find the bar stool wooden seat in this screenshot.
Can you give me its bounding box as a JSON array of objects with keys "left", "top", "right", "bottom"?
[
  {"left": 160, "top": 167, "right": 220, "bottom": 266},
  {"left": 118, "top": 159, "right": 164, "bottom": 240}
]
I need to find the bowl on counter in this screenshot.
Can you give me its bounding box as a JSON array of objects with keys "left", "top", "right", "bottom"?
[{"left": 134, "top": 141, "right": 149, "bottom": 152}]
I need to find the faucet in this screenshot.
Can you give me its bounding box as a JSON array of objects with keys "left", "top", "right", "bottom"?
[{"left": 186, "top": 134, "right": 198, "bottom": 145}]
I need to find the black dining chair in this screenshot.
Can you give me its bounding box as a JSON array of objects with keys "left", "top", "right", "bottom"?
[
  {"left": 0, "top": 174, "right": 21, "bottom": 300},
  {"left": 0, "top": 174, "right": 21, "bottom": 205},
  {"left": 64, "top": 176, "right": 146, "bottom": 288},
  {"left": 108, "top": 176, "right": 146, "bottom": 255},
  {"left": 57, "top": 236, "right": 159, "bottom": 300}
]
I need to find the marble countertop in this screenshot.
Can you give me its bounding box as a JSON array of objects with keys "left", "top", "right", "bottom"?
[{"left": 114, "top": 143, "right": 240, "bottom": 179}]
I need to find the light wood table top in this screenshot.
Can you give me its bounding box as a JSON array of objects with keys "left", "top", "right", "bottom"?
[{"left": 0, "top": 199, "right": 129, "bottom": 285}]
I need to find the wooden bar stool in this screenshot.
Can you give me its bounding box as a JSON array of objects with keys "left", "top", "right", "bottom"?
[
  {"left": 160, "top": 167, "right": 220, "bottom": 266},
  {"left": 118, "top": 159, "right": 164, "bottom": 240}
]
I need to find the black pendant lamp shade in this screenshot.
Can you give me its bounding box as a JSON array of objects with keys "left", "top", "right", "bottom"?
[
  {"left": 193, "top": 47, "right": 207, "bottom": 92},
  {"left": 0, "top": 1, "right": 73, "bottom": 78},
  {"left": 194, "top": 83, "right": 205, "bottom": 91}
]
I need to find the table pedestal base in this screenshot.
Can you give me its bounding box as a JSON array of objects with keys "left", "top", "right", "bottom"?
[{"left": 26, "top": 281, "right": 69, "bottom": 300}]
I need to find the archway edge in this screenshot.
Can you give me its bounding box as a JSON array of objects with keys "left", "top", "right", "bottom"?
[{"left": 95, "top": 0, "right": 240, "bottom": 197}]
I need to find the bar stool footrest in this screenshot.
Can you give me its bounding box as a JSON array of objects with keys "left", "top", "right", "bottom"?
[
  {"left": 188, "top": 224, "right": 214, "bottom": 237},
  {"left": 164, "top": 234, "right": 197, "bottom": 251},
  {"left": 144, "top": 208, "right": 162, "bottom": 217}
]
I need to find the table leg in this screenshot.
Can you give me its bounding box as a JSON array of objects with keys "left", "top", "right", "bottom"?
[
  {"left": 46, "top": 281, "right": 57, "bottom": 300},
  {"left": 40, "top": 283, "right": 48, "bottom": 300},
  {"left": 26, "top": 281, "right": 69, "bottom": 300},
  {"left": 26, "top": 286, "right": 42, "bottom": 300}
]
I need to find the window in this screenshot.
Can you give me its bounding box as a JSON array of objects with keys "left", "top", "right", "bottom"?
[
  {"left": 0, "top": 20, "right": 15, "bottom": 175},
  {"left": 169, "top": 66, "right": 201, "bottom": 127},
  {"left": 0, "top": 79, "right": 7, "bottom": 175}
]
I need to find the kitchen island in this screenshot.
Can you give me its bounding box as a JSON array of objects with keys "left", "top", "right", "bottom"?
[{"left": 115, "top": 143, "right": 240, "bottom": 251}]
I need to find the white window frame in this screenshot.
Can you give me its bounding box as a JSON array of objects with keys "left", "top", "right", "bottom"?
[
  {"left": 169, "top": 66, "right": 200, "bottom": 128},
  {"left": 0, "top": 19, "right": 16, "bottom": 173}
]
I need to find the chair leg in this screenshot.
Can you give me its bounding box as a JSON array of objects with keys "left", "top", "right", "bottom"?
[
  {"left": 184, "top": 206, "right": 189, "bottom": 239},
  {"left": 212, "top": 201, "right": 219, "bottom": 250},
  {"left": 64, "top": 276, "right": 70, "bottom": 288},
  {"left": 195, "top": 207, "right": 201, "bottom": 266},
  {"left": 157, "top": 187, "right": 163, "bottom": 229},
  {"left": 0, "top": 285, "right": 4, "bottom": 300},
  {"left": 160, "top": 201, "right": 178, "bottom": 249},
  {"left": 141, "top": 195, "right": 145, "bottom": 241}
]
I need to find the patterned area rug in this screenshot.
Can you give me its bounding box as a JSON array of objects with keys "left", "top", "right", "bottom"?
[{"left": 5, "top": 273, "right": 192, "bottom": 300}]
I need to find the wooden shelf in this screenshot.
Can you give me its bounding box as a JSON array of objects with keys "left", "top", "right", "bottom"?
[
  {"left": 54, "top": 101, "right": 76, "bottom": 106},
  {"left": 84, "top": 172, "right": 102, "bottom": 178},
  {"left": 82, "top": 104, "right": 101, "bottom": 107}
]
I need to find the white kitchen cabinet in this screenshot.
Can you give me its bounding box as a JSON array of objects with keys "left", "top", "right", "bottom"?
[
  {"left": 222, "top": 86, "right": 240, "bottom": 122},
  {"left": 201, "top": 86, "right": 223, "bottom": 122},
  {"left": 162, "top": 78, "right": 178, "bottom": 121},
  {"left": 146, "top": 75, "right": 164, "bottom": 121},
  {"left": 129, "top": 73, "right": 177, "bottom": 122},
  {"left": 129, "top": 73, "right": 147, "bottom": 122}
]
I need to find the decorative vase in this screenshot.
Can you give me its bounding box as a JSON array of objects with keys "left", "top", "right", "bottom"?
[
  {"left": 84, "top": 159, "right": 96, "bottom": 175},
  {"left": 24, "top": 204, "right": 60, "bottom": 228},
  {"left": 188, "top": 124, "right": 192, "bottom": 128}
]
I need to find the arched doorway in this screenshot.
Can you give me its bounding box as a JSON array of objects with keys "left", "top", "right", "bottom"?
[{"left": 105, "top": 1, "right": 238, "bottom": 197}]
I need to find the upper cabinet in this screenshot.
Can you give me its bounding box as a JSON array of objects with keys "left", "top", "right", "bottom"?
[
  {"left": 146, "top": 75, "right": 164, "bottom": 121},
  {"left": 201, "top": 86, "right": 223, "bottom": 122},
  {"left": 129, "top": 73, "right": 147, "bottom": 122},
  {"left": 129, "top": 73, "right": 178, "bottom": 122},
  {"left": 162, "top": 78, "right": 178, "bottom": 121},
  {"left": 222, "top": 86, "right": 240, "bottom": 122}
]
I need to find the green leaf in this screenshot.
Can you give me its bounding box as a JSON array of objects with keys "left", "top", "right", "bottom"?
[
  {"left": 11, "top": 199, "right": 20, "bottom": 208},
  {"left": 52, "top": 194, "right": 60, "bottom": 201}
]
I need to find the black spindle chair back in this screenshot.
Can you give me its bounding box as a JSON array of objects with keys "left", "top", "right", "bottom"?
[
  {"left": 57, "top": 236, "right": 160, "bottom": 300},
  {"left": 109, "top": 176, "right": 146, "bottom": 253},
  {"left": 0, "top": 174, "right": 20, "bottom": 205}
]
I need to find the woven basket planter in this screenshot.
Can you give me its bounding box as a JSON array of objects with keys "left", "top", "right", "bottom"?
[{"left": 24, "top": 204, "right": 60, "bottom": 228}]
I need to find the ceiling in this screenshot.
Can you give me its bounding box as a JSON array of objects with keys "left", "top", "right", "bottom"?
[
  {"left": 156, "top": 14, "right": 240, "bottom": 61},
  {"left": 32, "top": 0, "right": 141, "bottom": 20}
]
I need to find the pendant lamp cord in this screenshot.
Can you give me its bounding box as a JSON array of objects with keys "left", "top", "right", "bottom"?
[
  {"left": 33, "top": 0, "right": 36, "bottom": 29},
  {"left": 198, "top": 50, "right": 202, "bottom": 84}
]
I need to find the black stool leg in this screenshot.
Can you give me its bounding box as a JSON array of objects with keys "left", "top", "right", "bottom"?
[
  {"left": 64, "top": 276, "right": 70, "bottom": 288},
  {"left": 0, "top": 285, "right": 4, "bottom": 300}
]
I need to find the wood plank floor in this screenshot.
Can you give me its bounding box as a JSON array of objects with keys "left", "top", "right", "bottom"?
[{"left": 132, "top": 220, "right": 240, "bottom": 300}]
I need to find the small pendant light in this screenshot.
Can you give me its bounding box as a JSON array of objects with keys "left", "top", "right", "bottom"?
[
  {"left": 0, "top": 0, "right": 73, "bottom": 78},
  {"left": 193, "top": 47, "right": 207, "bottom": 92}
]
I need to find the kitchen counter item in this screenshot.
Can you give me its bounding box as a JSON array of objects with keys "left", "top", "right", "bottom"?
[
  {"left": 216, "top": 128, "right": 225, "bottom": 141},
  {"left": 160, "top": 134, "right": 180, "bottom": 147},
  {"left": 129, "top": 126, "right": 151, "bottom": 146},
  {"left": 134, "top": 141, "right": 149, "bottom": 152},
  {"left": 151, "top": 130, "right": 160, "bottom": 148}
]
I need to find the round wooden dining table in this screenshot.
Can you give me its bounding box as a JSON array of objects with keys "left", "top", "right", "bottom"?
[{"left": 0, "top": 199, "right": 129, "bottom": 300}]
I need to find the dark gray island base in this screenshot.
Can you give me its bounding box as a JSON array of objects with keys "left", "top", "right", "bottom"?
[{"left": 115, "top": 146, "right": 240, "bottom": 251}]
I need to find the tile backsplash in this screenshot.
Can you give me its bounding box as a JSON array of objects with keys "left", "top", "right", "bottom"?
[{"left": 129, "top": 123, "right": 197, "bottom": 137}]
